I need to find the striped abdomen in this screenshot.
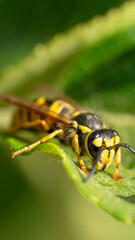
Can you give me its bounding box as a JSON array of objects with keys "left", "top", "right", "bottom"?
[{"left": 12, "top": 97, "right": 75, "bottom": 130}]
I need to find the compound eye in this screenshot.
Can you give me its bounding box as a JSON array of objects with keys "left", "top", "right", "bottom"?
[
  {"left": 89, "top": 144, "right": 100, "bottom": 158},
  {"left": 87, "top": 136, "right": 103, "bottom": 158}
]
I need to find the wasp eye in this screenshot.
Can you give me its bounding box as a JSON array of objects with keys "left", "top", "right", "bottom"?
[
  {"left": 89, "top": 143, "right": 100, "bottom": 158},
  {"left": 86, "top": 132, "right": 102, "bottom": 158}
]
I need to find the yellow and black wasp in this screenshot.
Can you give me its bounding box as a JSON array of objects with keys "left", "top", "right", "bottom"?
[{"left": 0, "top": 94, "right": 135, "bottom": 181}]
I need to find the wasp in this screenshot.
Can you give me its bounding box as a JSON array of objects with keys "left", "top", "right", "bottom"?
[{"left": 0, "top": 94, "right": 135, "bottom": 181}]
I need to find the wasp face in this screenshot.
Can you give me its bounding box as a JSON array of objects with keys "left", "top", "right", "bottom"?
[{"left": 85, "top": 129, "right": 120, "bottom": 171}]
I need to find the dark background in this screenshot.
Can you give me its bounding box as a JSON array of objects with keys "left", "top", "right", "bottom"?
[{"left": 0, "top": 0, "right": 125, "bottom": 68}]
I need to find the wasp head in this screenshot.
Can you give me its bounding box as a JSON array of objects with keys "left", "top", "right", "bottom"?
[
  {"left": 85, "top": 128, "right": 135, "bottom": 181},
  {"left": 86, "top": 129, "right": 120, "bottom": 170}
]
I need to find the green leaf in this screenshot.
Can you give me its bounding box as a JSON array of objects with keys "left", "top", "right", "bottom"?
[
  {"left": 0, "top": 1, "right": 135, "bottom": 223},
  {"left": 0, "top": 120, "right": 135, "bottom": 224}
]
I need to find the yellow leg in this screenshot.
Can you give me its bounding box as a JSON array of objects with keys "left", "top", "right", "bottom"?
[
  {"left": 114, "top": 148, "right": 123, "bottom": 181},
  {"left": 0, "top": 119, "right": 50, "bottom": 134},
  {"left": 72, "top": 134, "right": 89, "bottom": 174},
  {"left": 11, "top": 129, "right": 63, "bottom": 158}
]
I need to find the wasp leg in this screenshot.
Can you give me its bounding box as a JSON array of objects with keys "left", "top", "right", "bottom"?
[
  {"left": 0, "top": 119, "right": 50, "bottom": 134},
  {"left": 11, "top": 129, "right": 63, "bottom": 158},
  {"left": 114, "top": 148, "right": 123, "bottom": 181},
  {"left": 72, "top": 134, "right": 90, "bottom": 174}
]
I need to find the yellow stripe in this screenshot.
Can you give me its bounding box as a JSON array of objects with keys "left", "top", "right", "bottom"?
[
  {"left": 72, "top": 120, "right": 78, "bottom": 129},
  {"left": 71, "top": 110, "right": 88, "bottom": 118},
  {"left": 97, "top": 149, "right": 115, "bottom": 171},
  {"left": 104, "top": 137, "right": 114, "bottom": 147},
  {"left": 36, "top": 97, "right": 46, "bottom": 105},
  {"left": 92, "top": 137, "right": 102, "bottom": 147},
  {"left": 114, "top": 135, "right": 120, "bottom": 144},
  {"left": 50, "top": 100, "right": 63, "bottom": 114},
  {"left": 96, "top": 161, "right": 103, "bottom": 171},
  {"left": 85, "top": 132, "right": 94, "bottom": 160},
  {"left": 103, "top": 123, "right": 106, "bottom": 128},
  {"left": 96, "top": 157, "right": 113, "bottom": 171},
  {"left": 50, "top": 100, "right": 74, "bottom": 115},
  {"left": 110, "top": 149, "right": 115, "bottom": 159},
  {"left": 100, "top": 150, "right": 109, "bottom": 162},
  {"left": 79, "top": 125, "right": 92, "bottom": 134}
]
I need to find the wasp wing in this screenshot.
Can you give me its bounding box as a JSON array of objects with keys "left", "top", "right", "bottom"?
[
  {"left": 35, "top": 84, "right": 82, "bottom": 111},
  {"left": 0, "top": 94, "right": 71, "bottom": 126}
]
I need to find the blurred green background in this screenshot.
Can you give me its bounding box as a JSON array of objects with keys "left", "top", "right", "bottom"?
[
  {"left": 0, "top": 0, "right": 135, "bottom": 240},
  {"left": 0, "top": 0, "right": 124, "bottom": 68}
]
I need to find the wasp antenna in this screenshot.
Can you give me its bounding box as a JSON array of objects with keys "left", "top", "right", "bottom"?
[
  {"left": 84, "top": 147, "right": 104, "bottom": 182},
  {"left": 115, "top": 143, "right": 135, "bottom": 154}
]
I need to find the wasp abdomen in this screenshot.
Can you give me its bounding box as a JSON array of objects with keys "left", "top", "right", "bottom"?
[{"left": 12, "top": 98, "right": 75, "bottom": 131}]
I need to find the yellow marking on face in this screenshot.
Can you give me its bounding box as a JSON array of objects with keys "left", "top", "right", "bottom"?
[
  {"left": 36, "top": 97, "right": 46, "bottom": 105},
  {"left": 103, "top": 123, "right": 106, "bottom": 128},
  {"left": 100, "top": 149, "right": 109, "bottom": 162},
  {"left": 79, "top": 125, "right": 92, "bottom": 134},
  {"left": 96, "top": 161, "right": 103, "bottom": 171},
  {"left": 114, "top": 135, "right": 120, "bottom": 144},
  {"left": 104, "top": 137, "right": 114, "bottom": 147},
  {"left": 96, "top": 149, "right": 114, "bottom": 171},
  {"left": 92, "top": 137, "right": 102, "bottom": 147},
  {"left": 96, "top": 159, "right": 113, "bottom": 171},
  {"left": 97, "top": 149, "right": 115, "bottom": 170},
  {"left": 110, "top": 149, "right": 115, "bottom": 160}
]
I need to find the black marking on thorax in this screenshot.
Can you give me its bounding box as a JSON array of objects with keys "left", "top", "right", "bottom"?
[{"left": 72, "top": 112, "right": 103, "bottom": 130}]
